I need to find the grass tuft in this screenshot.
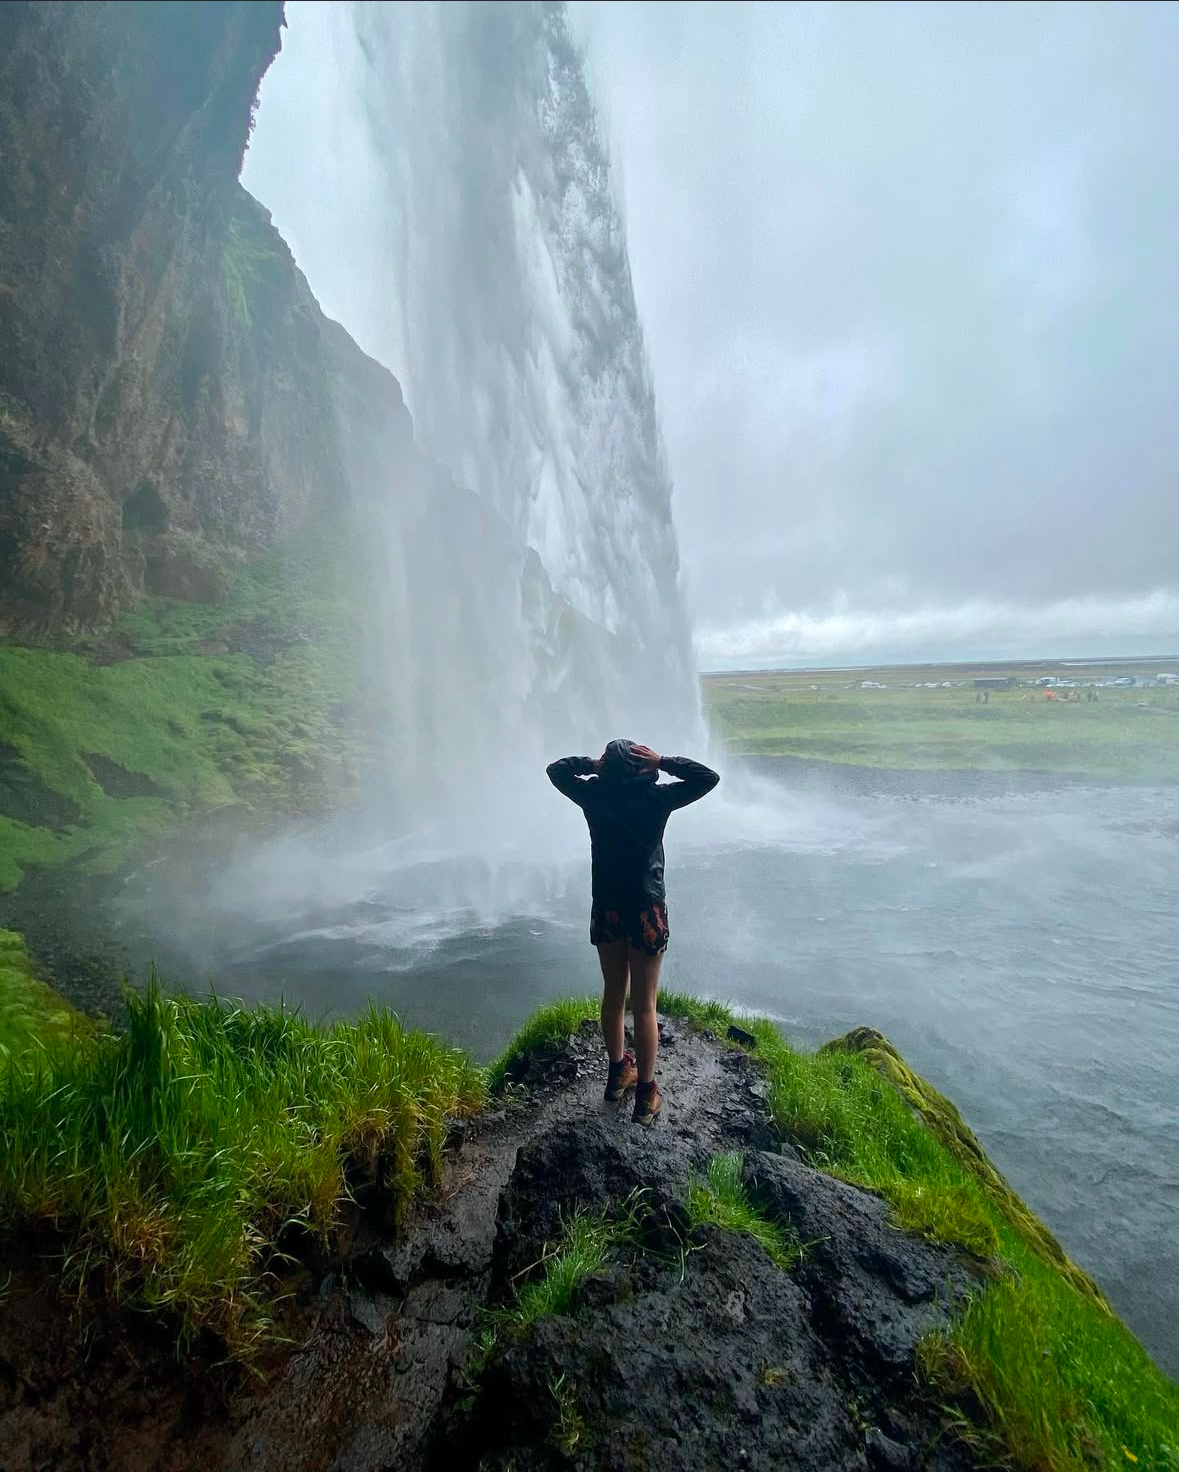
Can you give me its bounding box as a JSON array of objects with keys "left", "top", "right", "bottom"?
[
  {"left": 657, "top": 990, "right": 736, "bottom": 1032},
  {"left": 0, "top": 928, "right": 93, "bottom": 1059},
  {"left": 485, "top": 996, "right": 599, "bottom": 1092},
  {"left": 746, "top": 1018, "right": 999, "bottom": 1258},
  {"left": 547, "top": 1371, "right": 586, "bottom": 1455},
  {"left": 919, "top": 1240, "right": 1179, "bottom": 1472},
  {"left": 685, "top": 1151, "right": 801, "bottom": 1269},
  {"left": 501, "top": 1207, "right": 631, "bottom": 1331},
  {"left": 0, "top": 982, "right": 483, "bottom": 1353}
]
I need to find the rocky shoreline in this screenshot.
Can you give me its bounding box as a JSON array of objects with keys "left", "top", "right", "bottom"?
[{"left": 0, "top": 1015, "right": 989, "bottom": 1471}]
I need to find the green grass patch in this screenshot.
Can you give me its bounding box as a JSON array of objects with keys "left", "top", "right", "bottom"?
[
  {"left": 501, "top": 1207, "right": 629, "bottom": 1331},
  {"left": 922, "top": 1239, "right": 1179, "bottom": 1471},
  {"left": 0, "top": 515, "right": 382, "bottom": 893},
  {"left": 685, "top": 1151, "right": 801, "bottom": 1269},
  {"left": 0, "top": 983, "right": 483, "bottom": 1353},
  {"left": 748, "top": 1019, "right": 1000, "bottom": 1258},
  {"left": 0, "top": 928, "right": 92, "bottom": 1059},
  {"left": 702, "top": 672, "right": 1179, "bottom": 779},
  {"left": 737, "top": 1014, "right": 1179, "bottom": 1469},
  {"left": 485, "top": 995, "right": 600, "bottom": 1092},
  {"left": 823, "top": 1026, "right": 1103, "bottom": 1297},
  {"left": 657, "top": 989, "right": 738, "bottom": 1032}
]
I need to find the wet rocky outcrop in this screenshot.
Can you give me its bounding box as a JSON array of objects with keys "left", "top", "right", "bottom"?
[
  {"left": 454, "top": 1126, "right": 977, "bottom": 1471},
  {"left": 0, "top": 1019, "right": 988, "bottom": 1471}
]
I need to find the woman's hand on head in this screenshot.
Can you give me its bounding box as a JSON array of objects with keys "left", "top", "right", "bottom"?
[{"left": 631, "top": 743, "right": 661, "bottom": 771}]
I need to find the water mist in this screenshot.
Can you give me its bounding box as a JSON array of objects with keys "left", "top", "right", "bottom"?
[{"left": 223, "top": 0, "right": 704, "bottom": 940}]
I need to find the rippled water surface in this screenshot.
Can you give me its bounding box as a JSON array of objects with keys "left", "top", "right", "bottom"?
[{"left": 138, "top": 773, "right": 1179, "bottom": 1374}]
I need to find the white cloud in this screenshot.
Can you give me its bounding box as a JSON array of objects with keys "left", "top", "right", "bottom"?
[{"left": 696, "top": 590, "right": 1179, "bottom": 669}]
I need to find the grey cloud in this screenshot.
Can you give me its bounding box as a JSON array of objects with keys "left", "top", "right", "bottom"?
[
  {"left": 573, "top": 1, "right": 1179, "bottom": 656},
  {"left": 248, "top": 3, "right": 1179, "bottom": 666}
]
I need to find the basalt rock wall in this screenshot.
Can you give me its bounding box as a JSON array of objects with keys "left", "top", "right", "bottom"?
[{"left": 0, "top": 1, "right": 375, "bottom": 634}]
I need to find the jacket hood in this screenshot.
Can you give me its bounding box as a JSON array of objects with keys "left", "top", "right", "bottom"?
[{"left": 601, "top": 738, "right": 656, "bottom": 785}]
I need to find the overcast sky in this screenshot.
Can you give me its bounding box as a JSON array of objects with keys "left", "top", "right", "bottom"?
[{"left": 248, "top": 2, "right": 1179, "bottom": 668}]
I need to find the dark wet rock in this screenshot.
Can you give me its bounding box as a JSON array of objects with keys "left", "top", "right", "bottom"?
[
  {"left": 454, "top": 1119, "right": 979, "bottom": 1472},
  {"left": 463, "top": 1227, "right": 867, "bottom": 1472},
  {"left": 0, "top": 743, "right": 84, "bottom": 830},
  {"left": 349, "top": 1290, "right": 394, "bottom": 1337},
  {"left": 866, "top": 1425, "right": 917, "bottom": 1471},
  {"left": 744, "top": 1152, "right": 980, "bottom": 1379},
  {"left": 82, "top": 752, "right": 168, "bottom": 800},
  {"left": 728, "top": 1022, "right": 758, "bottom": 1048}
]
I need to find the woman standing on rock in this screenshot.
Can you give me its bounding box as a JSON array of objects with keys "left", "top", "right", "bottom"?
[{"left": 546, "top": 740, "right": 720, "bottom": 1125}]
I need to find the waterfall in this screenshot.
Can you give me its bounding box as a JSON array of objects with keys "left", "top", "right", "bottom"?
[{"left": 239, "top": 0, "right": 700, "bottom": 895}]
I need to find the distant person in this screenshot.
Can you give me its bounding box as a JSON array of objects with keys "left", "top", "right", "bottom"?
[{"left": 546, "top": 740, "right": 720, "bottom": 1125}]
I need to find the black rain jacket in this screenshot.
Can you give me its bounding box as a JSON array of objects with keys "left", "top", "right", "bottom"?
[{"left": 546, "top": 754, "right": 720, "bottom": 908}]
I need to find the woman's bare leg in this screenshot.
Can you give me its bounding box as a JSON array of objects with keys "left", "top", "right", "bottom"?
[
  {"left": 596, "top": 940, "right": 630, "bottom": 1062},
  {"left": 628, "top": 948, "right": 664, "bottom": 1083}
]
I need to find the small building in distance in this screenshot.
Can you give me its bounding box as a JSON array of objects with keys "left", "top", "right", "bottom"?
[{"left": 974, "top": 677, "right": 1016, "bottom": 689}]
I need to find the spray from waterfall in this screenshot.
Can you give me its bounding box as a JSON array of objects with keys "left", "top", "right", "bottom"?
[{"left": 226, "top": 0, "right": 705, "bottom": 923}]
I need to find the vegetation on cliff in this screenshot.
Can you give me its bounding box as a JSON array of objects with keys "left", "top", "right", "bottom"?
[
  {"left": 0, "top": 928, "right": 91, "bottom": 1059},
  {"left": 0, "top": 988, "right": 1175, "bottom": 1463},
  {"left": 0, "top": 515, "right": 377, "bottom": 897},
  {"left": 0, "top": 984, "right": 483, "bottom": 1353}
]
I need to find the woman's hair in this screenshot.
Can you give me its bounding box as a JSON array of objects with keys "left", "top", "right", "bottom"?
[{"left": 600, "top": 738, "right": 655, "bottom": 784}]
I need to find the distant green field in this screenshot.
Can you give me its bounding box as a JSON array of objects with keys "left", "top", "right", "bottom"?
[{"left": 702, "top": 666, "right": 1179, "bottom": 780}]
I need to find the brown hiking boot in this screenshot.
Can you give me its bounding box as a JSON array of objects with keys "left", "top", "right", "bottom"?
[
  {"left": 632, "top": 1079, "right": 662, "bottom": 1126},
  {"left": 604, "top": 1050, "right": 638, "bottom": 1102}
]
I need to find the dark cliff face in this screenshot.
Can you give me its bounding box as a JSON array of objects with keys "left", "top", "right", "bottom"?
[{"left": 0, "top": 0, "right": 361, "bottom": 634}]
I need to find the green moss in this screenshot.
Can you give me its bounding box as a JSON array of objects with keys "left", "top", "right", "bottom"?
[
  {"left": 221, "top": 203, "right": 289, "bottom": 328},
  {"left": 0, "top": 515, "right": 379, "bottom": 894},
  {"left": 0, "top": 984, "right": 484, "bottom": 1354},
  {"left": 824, "top": 1026, "right": 1103, "bottom": 1300},
  {"left": 0, "top": 928, "right": 91, "bottom": 1059}
]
